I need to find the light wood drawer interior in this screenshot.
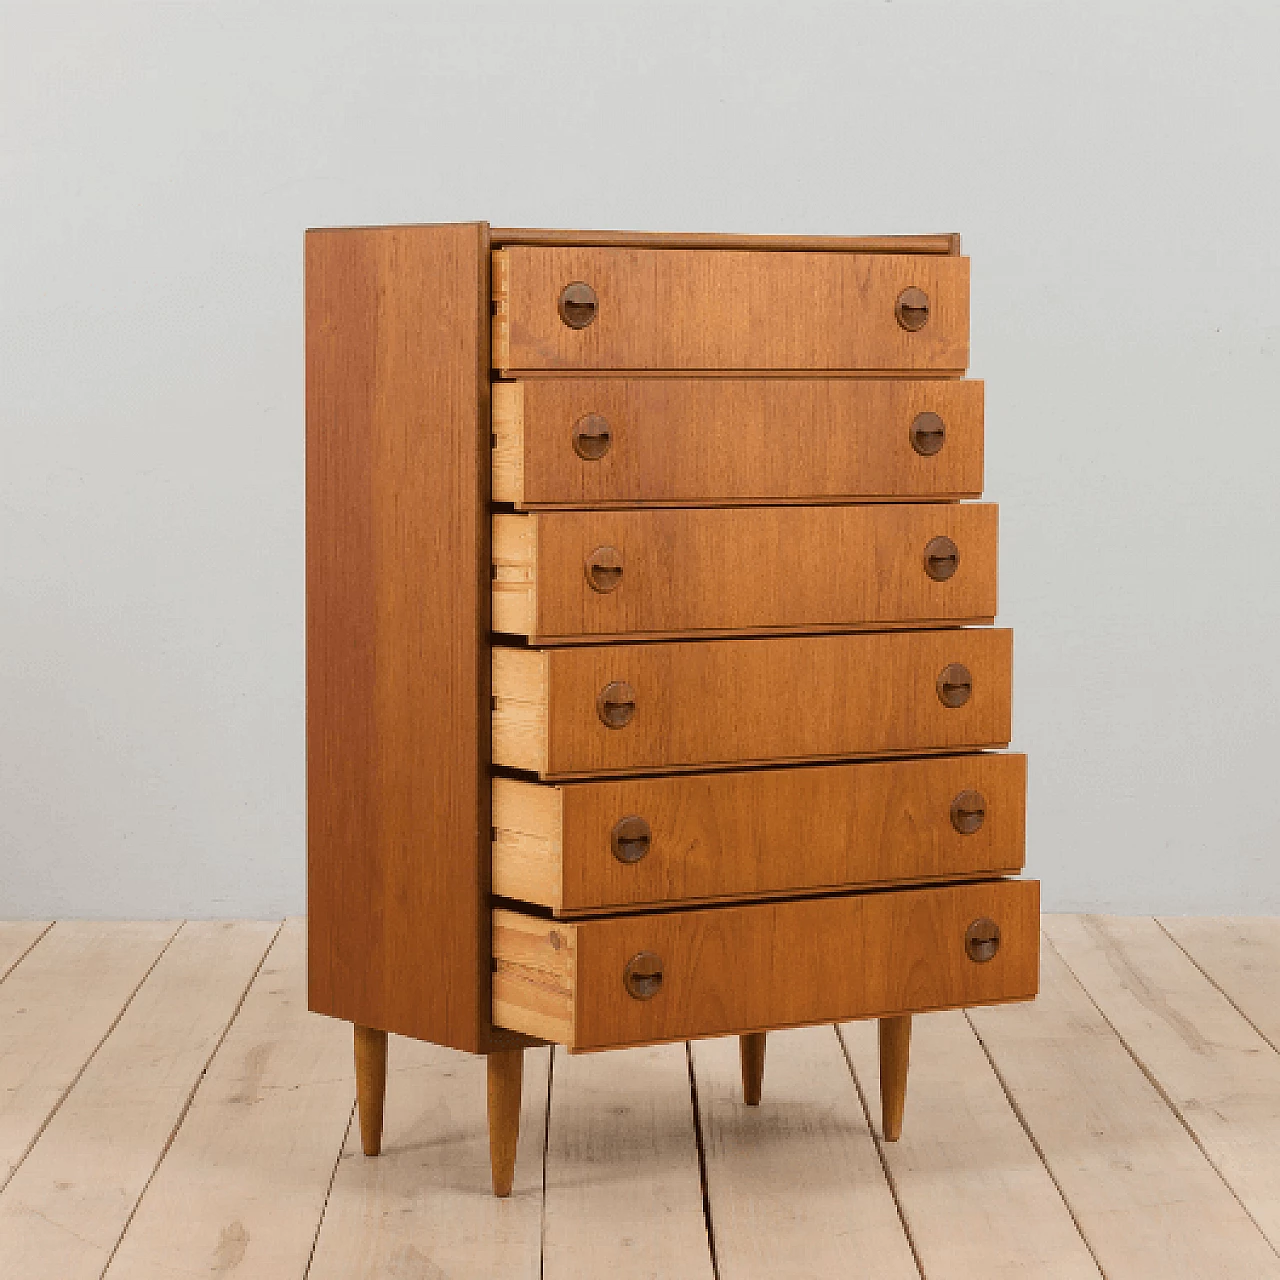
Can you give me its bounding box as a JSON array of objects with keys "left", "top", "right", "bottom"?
[
  {"left": 491, "top": 629, "right": 1012, "bottom": 778},
  {"left": 493, "top": 504, "right": 998, "bottom": 642},
  {"left": 492, "top": 878, "right": 1039, "bottom": 1050},
  {"left": 492, "top": 247, "right": 969, "bottom": 373},
  {"left": 492, "top": 753, "right": 1026, "bottom": 914},
  {"left": 492, "top": 378, "right": 985, "bottom": 507}
]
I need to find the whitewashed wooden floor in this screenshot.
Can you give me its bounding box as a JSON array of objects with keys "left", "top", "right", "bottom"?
[{"left": 2, "top": 917, "right": 1279, "bottom": 1278}]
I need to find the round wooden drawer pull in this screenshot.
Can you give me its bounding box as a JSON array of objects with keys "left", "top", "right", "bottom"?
[
  {"left": 585, "top": 545, "right": 624, "bottom": 593},
  {"left": 936, "top": 663, "right": 972, "bottom": 708},
  {"left": 572, "top": 413, "right": 612, "bottom": 460},
  {"left": 910, "top": 411, "right": 946, "bottom": 456},
  {"left": 611, "top": 815, "right": 652, "bottom": 864},
  {"left": 950, "top": 790, "right": 986, "bottom": 835},
  {"left": 623, "top": 951, "right": 664, "bottom": 1000},
  {"left": 559, "top": 281, "right": 598, "bottom": 329},
  {"left": 895, "top": 286, "right": 930, "bottom": 331},
  {"left": 924, "top": 536, "right": 959, "bottom": 581},
  {"left": 965, "top": 918, "right": 1001, "bottom": 963},
  {"left": 596, "top": 680, "right": 636, "bottom": 729}
]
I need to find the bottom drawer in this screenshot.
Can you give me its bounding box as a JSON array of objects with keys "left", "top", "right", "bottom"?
[{"left": 492, "top": 879, "right": 1039, "bottom": 1050}]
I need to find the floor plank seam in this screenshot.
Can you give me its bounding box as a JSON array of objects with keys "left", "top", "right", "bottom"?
[
  {"left": 540, "top": 1045, "right": 554, "bottom": 1280},
  {"left": 1043, "top": 928, "right": 1280, "bottom": 1262},
  {"left": 684, "top": 1040, "right": 722, "bottom": 1280},
  {"left": 964, "top": 1008, "right": 1107, "bottom": 1279},
  {"left": 1153, "top": 917, "right": 1280, "bottom": 1055},
  {"left": 0, "top": 922, "right": 56, "bottom": 984},
  {"left": 301, "top": 1099, "right": 357, "bottom": 1280},
  {"left": 834, "top": 1024, "right": 926, "bottom": 1280},
  {"left": 0, "top": 919, "right": 185, "bottom": 1198},
  {"left": 97, "top": 919, "right": 285, "bottom": 1279}
]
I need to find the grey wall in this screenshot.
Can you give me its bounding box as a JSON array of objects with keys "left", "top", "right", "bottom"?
[{"left": 3, "top": 1, "right": 1278, "bottom": 917}]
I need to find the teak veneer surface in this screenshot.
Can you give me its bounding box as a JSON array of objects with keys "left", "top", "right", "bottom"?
[
  {"left": 306, "top": 222, "right": 510, "bottom": 1054},
  {"left": 492, "top": 247, "right": 970, "bottom": 372},
  {"left": 492, "top": 503, "right": 998, "bottom": 642},
  {"left": 491, "top": 228, "right": 959, "bottom": 254},
  {"left": 492, "top": 879, "right": 1040, "bottom": 1051},
  {"left": 492, "top": 377, "right": 985, "bottom": 507},
  {"left": 492, "top": 629, "right": 1013, "bottom": 777},
  {"left": 492, "top": 753, "right": 1027, "bottom": 914}
]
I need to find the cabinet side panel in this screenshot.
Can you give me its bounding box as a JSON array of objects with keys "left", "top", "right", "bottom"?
[{"left": 306, "top": 223, "right": 486, "bottom": 1051}]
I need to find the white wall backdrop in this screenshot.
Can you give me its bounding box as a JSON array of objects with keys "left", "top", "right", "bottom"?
[{"left": 3, "top": 1, "right": 1278, "bottom": 917}]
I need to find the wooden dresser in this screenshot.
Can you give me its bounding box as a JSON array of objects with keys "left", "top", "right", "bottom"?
[{"left": 306, "top": 223, "right": 1038, "bottom": 1196}]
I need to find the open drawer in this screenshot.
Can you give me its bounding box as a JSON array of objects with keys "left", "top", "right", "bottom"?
[{"left": 492, "top": 878, "right": 1039, "bottom": 1051}]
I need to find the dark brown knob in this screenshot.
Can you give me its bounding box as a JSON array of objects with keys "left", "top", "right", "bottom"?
[
  {"left": 965, "top": 917, "right": 1001, "bottom": 963},
  {"left": 910, "top": 411, "right": 946, "bottom": 456},
  {"left": 623, "top": 951, "right": 664, "bottom": 999},
  {"left": 611, "top": 815, "right": 652, "bottom": 864},
  {"left": 559, "top": 281, "right": 598, "bottom": 329},
  {"left": 924, "top": 536, "right": 960, "bottom": 582},
  {"left": 596, "top": 680, "right": 636, "bottom": 729},
  {"left": 895, "top": 286, "right": 930, "bottom": 332},
  {"left": 572, "top": 413, "right": 612, "bottom": 460},
  {"left": 585, "top": 545, "right": 624, "bottom": 593},
  {"left": 936, "top": 663, "right": 972, "bottom": 708},
  {"left": 950, "top": 790, "right": 986, "bottom": 835}
]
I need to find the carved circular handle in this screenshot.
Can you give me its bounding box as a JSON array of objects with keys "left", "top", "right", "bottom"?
[
  {"left": 559, "top": 281, "right": 598, "bottom": 329},
  {"left": 895, "top": 286, "right": 930, "bottom": 332},
  {"left": 950, "top": 789, "right": 986, "bottom": 835},
  {"left": 910, "top": 411, "right": 946, "bottom": 456},
  {"left": 572, "top": 413, "right": 612, "bottom": 461},
  {"left": 623, "top": 951, "right": 664, "bottom": 1000},
  {"left": 936, "top": 663, "right": 973, "bottom": 708},
  {"left": 924, "top": 535, "right": 960, "bottom": 582},
  {"left": 611, "top": 815, "right": 652, "bottom": 864},
  {"left": 965, "top": 917, "right": 1001, "bottom": 963},
  {"left": 585, "top": 545, "right": 625, "bottom": 593},
  {"left": 596, "top": 680, "right": 636, "bottom": 729}
]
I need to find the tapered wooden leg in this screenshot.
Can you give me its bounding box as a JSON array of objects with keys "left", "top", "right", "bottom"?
[
  {"left": 354, "top": 1024, "right": 388, "bottom": 1156},
  {"left": 878, "top": 1015, "right": 912, "bottom": 1142},
  {"left": 740, "top": 1031, "right": 767, "bottom": 1106},
  {"left": 487, "top": 1048, "right": 523, "bottom": 1197}
]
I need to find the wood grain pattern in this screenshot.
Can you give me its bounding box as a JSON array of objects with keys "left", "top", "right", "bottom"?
[
  {"left": 969, "top": 937, "right": 1280, "bottom": 1279},
  {"left": 492, "top": 629, "right": 1013, "bottom": 778},
  {"left": 492, "top": 754, "right": 1027, "bottom": 914},
  {"left": 840, "top": 1011, "right": 1103, "bottom": 1278},
  {"left": 492, "top": 227, "right": 959, "bottom": 254},
  {"left": 493, "top": 377, "right": 984, "bottom": 507},
  {"left": 493, "top": 247, "right": 969, "bottom": 372},
  {"left": 691, "top": 1027, "right": 920, "bottom": 1280},
  {"left": 493, "top": 880, "right": 1040, "bottom": 1051},
  {"left": 493, "top": 504, "right": 998, "bottom": 641},
  {"left": 307, "top": 222, "right": 506, "bottom": 1053},
  {"left": 0, "top": 922, "right": 276, "bottom": 1280}
]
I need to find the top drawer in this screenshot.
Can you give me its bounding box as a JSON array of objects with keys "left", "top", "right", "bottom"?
[{"left": 492, "top": 247, "right": 970, "bottom": 374}]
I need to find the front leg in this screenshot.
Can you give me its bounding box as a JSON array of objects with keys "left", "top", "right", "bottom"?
[
  {"left": 354, "top": 1024, "right": 388, "bottom": 1156},
  {"left": 878, "top": 1015, "right": 911, "bottom": 1141},
  {"left": 487, "top": 1048, "right": 524, "bottom": 1197}
]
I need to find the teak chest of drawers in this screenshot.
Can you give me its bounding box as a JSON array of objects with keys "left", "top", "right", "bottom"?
[{"left": 306, "top": 223, "right": 1037, "bottom": 1197}]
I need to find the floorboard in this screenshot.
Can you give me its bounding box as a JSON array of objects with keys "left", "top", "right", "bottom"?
[
  {"left": 0, "top": 920, "right": 278, "bottom": 1280},
  {"left": 102, "top": 919, "right": 354, "bottom": 1279},
  {"left": 692, "top": 1026, "right": 919, "bottom": 1279},
  {"left": 0, "top": 923, "right": 53, "bottom": 982},
  {"left": 970, "top": 936, "right": 1280, "bottom": 1278},
  {"left": 0, "top": 921, "right": 178, "bottom": 1189},
  {"left": 1044, "top": 914, "right": 1280, "bottom": 1253},
  {"left": 840, "top": 1011, "right": 1102, "bottom": 1279},
  {"left": 308, "top": 1039, "right": 548, "bottom": 1280},
  {"left": 542, "top": 1042, "right": 715, "bottom": 1280}
]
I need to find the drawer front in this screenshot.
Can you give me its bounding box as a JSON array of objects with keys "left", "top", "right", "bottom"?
[
  {"left": 492, "top": 753, "right": 1026, "bottom": 913},
  {"left": 492, "top": 879, "right": 1040, "bottom": 1049},
  {"left": 493, "top": 504, "right": 998, "bottom": 641},
  {"left": 491, "top": 628, "right": 1012, "bottom": 777},
  {"left": 493, "top": 378, "right": 984, "bottom": 506},
  {"left": 492, "top": 248, "right": 969, "bottom": 373}
]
